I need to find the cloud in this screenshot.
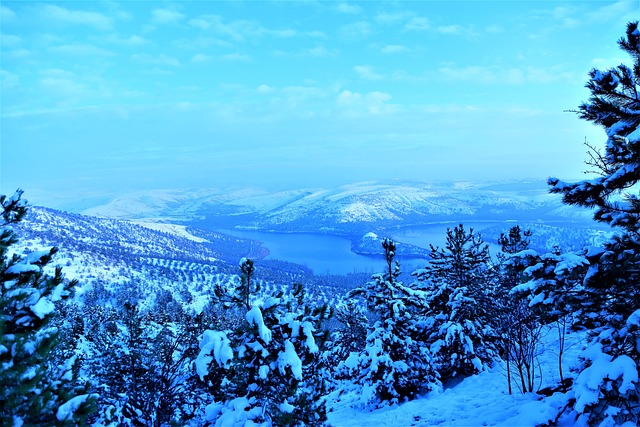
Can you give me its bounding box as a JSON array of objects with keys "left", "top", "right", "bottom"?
[
  {"left": 354, "top": 65, "right": 384, "bottom": 81},
  {"left": 191, "top": 53, "right": 212, "bottom": 63},
  {"left": 104, "top": 34, "right": 148, "bottom": 46},
  {"left": 0, "top": 5, "right": 16, "bottom": 20},
  {"left": 257, "top": 84, "right": 275, "bottom": 94},
  {"left": 188, "top": 14, "right": 305, "bottom": 42},
  {"left": 485, "top": 25, "right": 503, "bottom": 34},
  {"left": 404, "top": 17, "right": 430, "bottom": 31},
  {"left": 437, "top": 25, "right": 464, "bottom": 35},
  {"left": 380, "top": 44, "right": 409, "bottom": 54},
  {"left": 1, "top": 69, "right": 20, "bottom": 90},
  {"left": 1, "top": 33, "right": 22, "bottom": 47},
  {"left": 49, "top": 43, "right": 114, "bottom": 56},
  {"left": 151, "top": 8, "right": 185, "bottom": 24},
  {"left": 336, "top": 90, "right": 396, "bottom": 115},
  {"left": 221, "top": 52, "right": 251, "bottom": 62},
  {"left": 132, "top": 53, "right": 181, "bottom": 67},
  {"left": 437, "top": 64, "right": 575, "bottom": 85},
  {"left": 339, "top": 21, "right": 373, "bottom": 40},
  {"left": 374, "top": 11, "right": 413, "bottom": 25},
  {"left": 38, "top": 76, "right": 88, "bottom": 102},
  {"left": 38, "top": 4, "right": 112, "bottom": 31},
  {"left": 337, "top": 3, "right": 363, "bottom": 14},
  {"left": 306, "top": 46, "right": 337, "bottom": 57}
]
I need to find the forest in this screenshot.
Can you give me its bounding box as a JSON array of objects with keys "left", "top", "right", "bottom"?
[{"left": 1, "top": 21, "right": 639, "bottom": 427}]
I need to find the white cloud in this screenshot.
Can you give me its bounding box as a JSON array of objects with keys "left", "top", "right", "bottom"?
[
  {"left": 337, "top": 3, "right": 362, "bottom": 14},
  {"left": 132, "top": 53, "right": 181, "bottom": 67},
  {"left": 337, "top": 90, "right": 396, "bottom": 115},
  {"left": 104, "top": 34, "right": 148, "bottom": 46},
  {"left": 381, "top": 44, "right": 409, "bottom": 54},
  {"left": 339, "top": 21, "right": 373, "bottom": 40},
  {"left": 354, "top": 65, "right": 384, "bottom": 81},
  {"left": 191, "top": 53, "right": 212, "bottom": 63},
  {"left": 306, "top": 46, "right": 337, "bottom": 57},
  {"left": 438, "top": 64, "right": 575, "bottom": 85},
  {"left": 1, "top": 34, "right": 22, "bottom": 47},
  {"left": 189, "top": 15, "right": 262, "bottom": 41},
  {"left": 1, "top": 69, "right": 20, "bottom": 90},
  {"left": 271, "top": 29, "right": 297, "bottom": 38},
  {"left": 151, "top": 8, "right": 185, "bottom": 24},
  {"left": 221, "top": 52, "right": 251, "bottom": 62},
  {"left": 39, "top": 4, "right": 112, "bottom": 31},
  {"left": 0, "top": 5, "right": 16, "bottom": 20},
  {"left": 404, "top": 17, "right": 430, "bottom": 31},
  {"left": 437, "top": 25, "right": 464, "bottom": 35},
  {"left": 375, "top": 11, "right": 413, "bottom": 25},
  {"left": 49, "top": 43, "right": 114, "bottom": 56},
  {"left": 257, "top": 84, "right": 275, "bottom": 94}
]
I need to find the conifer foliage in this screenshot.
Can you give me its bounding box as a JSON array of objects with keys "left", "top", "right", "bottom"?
[
  {"left": 344, "top": 239, "right": 439, "bottom": 406},
  {"left": 547, "top": 21, "right": 640, "bottom": 426},
  {"left": 0, "top": 190, "right": 95, "bottom": 426},
  {"left": 413, "top": 224, "right": 498, "bottom": 381},
  {"left": 197, "top": 258, "right": 332, "bottom": 426}
]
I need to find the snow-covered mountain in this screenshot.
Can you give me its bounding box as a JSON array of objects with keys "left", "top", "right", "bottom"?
[
  {"left": 11, "top": 206, "right": 359, "bottom": 312},
  {"left": 79, "top": 180, "right": 590, "bottom": 235}
]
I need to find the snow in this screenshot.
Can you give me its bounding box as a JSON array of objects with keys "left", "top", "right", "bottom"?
[
  {"left": 278, "top": 401, "right": 295, "bottom": 413},
  {"left": 627, "top": 309, "right": 640, "bottom": 326},
  {"left": 196, "top": 330, "right": 234, "bottom": 378},
  {"left": 5, "top": 263, "right": 39, "bottom": 274},
  {"left": 56, "top": 394, "right": 96, "bottom": 421},
  {"left": 574, "top": 344, "right": 639, "bottom": 412},
  {"left": 132, "top": 221, "right": 210, "bottom": 243},
  {"left": 277, "top": 340, "right": 303, "bottom": 380},
  {"left": 246, "top": 306, "right": 272, "bottom": 344},
  {"left": 30, "top": 297, "right": 55, "bottom": 319},
  {"left": 328, "top": 327, "right": 586, "bottom": 426}
]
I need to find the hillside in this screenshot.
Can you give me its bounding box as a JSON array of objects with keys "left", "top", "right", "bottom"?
[{"left": 78, "top": 180, "right": 591, "bottom": 236}]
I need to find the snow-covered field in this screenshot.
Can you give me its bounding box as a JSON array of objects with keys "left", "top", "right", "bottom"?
[{"left": 328, "top": 327, "right": 584, "bottom": 426}]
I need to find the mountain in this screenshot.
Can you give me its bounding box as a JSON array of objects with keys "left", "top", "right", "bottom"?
[
  {"left": 11, "top": 206, "right": 361, "bottom": 313},
  {"left": 79, "top": 180, "right": 592, "bottom": 236}
]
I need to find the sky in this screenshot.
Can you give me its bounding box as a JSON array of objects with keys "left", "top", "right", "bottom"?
[{"left": 1, "top": 1, "right": 639, "bottom": 205}]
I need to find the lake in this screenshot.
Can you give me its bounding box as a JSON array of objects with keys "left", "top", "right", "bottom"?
[{"left": 216, "top": 221, "right": 509, "bottom": 275}]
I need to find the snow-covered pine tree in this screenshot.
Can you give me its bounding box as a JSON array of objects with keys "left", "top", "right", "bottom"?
[
  {"left": 413, "top": 224, "right": 498, "bottom": 381},
  {"left": 547, "top": 21, "right": 640, "bottom": 426},
  {"left": 197, "top": 259, "right": 332, "bottom": 426},
  {"left": 327, "top": 298, "right": 369, "bottom": 376},
  {"left": 344, "top": 239, "right": 439, "bottom": 406},
  {"left": 0, "top": 190, "right": 95, "bottom": 426}
]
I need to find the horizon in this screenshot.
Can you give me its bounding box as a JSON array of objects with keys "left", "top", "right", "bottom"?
[{"left": 2, "top": 1, "right": 639, "bottom": 206}]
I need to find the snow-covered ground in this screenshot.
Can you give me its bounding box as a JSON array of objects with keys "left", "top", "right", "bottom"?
[{"left": 328, "top": 326, "right": 585, "bottom": 426}]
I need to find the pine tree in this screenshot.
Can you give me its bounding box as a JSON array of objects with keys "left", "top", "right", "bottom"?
[
  {"left": 198, "top": 259, "right": 332, "bottom": 426},
  {"left": 345, "top": 239, "right": 439, "bottom": 406},
  {"left": 547, "top": 21, "right": 640, "bottom": 426},
  {"left": 0, "top": 190, "right": 95, "bottom": 426},
  {"left": 413, "top": 224, "right": 498, "bottom": 381}
]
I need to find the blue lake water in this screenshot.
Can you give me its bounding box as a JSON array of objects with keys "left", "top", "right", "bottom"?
[{"left": 217, "top": 221, "right": 508, "bottom": 275}]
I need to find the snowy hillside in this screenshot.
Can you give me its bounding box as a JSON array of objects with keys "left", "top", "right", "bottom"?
[
  {"left": 11, "top": 206, "right": 360, "bottom": 310},
  {"left": 328, "top": 326, "right": 586, "bottom": 426},
  {"left": 77, "top": 180, "right": 590, "bottom": 236}
]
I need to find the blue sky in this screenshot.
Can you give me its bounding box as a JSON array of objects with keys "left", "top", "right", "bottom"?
[{"left": 1, "top": 1, "right": 639, "bottom": 203}]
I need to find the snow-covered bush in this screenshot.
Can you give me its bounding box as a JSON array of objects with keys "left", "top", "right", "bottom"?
[{"left": 198, "top": 259, "right": 332, "bottom": 426}]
